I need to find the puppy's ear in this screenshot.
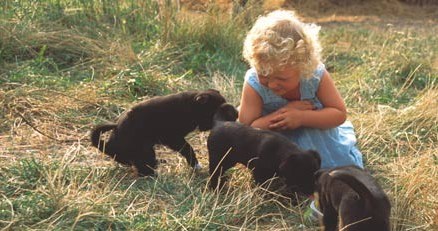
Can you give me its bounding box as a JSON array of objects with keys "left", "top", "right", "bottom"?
[
  {"left": 314, "top": 169, "right": 326, "bottom": 181},
  {"left": 308, "top": 150, "right": 321, "bottom": 169},
  {"left": 195, "top": 93, "right": 209, "bottom": 104},
  {"left": 313, "top": 169, "right": 327, "bottom": 192},
  {"left": 279, "top": 155, "right": 295, "bottom": 175},
  {"left": 207, "top": 88, "right": 220, "bottom": 94}
]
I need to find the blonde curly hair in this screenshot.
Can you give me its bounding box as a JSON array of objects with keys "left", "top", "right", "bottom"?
[{"left": 243, "top": 10, "right": 322, "bottom": 78}]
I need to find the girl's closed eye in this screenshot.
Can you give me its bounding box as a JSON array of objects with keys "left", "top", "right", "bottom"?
[
  {"left": 259, "top": 75, "right": 287, "bottom": 83},
  {"left": 274, "top": 76, "right": 288, "bottom": 82}
]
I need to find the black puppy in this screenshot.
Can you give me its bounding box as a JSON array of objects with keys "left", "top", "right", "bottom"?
[
  {"left": 90, "top": 89, "right": 228, "bottom": 176},
  {"left": 207, "top": 104, "right": 321, "bottom": 196},
  {"left": 315, "top": 165, "right": 391, "bottom": 231}
]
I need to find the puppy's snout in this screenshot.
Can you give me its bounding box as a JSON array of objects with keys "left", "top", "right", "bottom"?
[
  {"left": 290, "top": 183, "right": 314, "bottom": 196},
  {"left": 216, "top": 103, "right": 238, "bottom": 121}
]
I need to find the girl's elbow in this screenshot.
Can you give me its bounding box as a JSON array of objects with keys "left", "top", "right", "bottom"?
[
  {"left": 238, "top": 118, "right": 250, "bottom": 125},
  {"left": 338, "top": 111, "right": 347, "bottom": 125},
  {"left": 238, "top": 114, "right": 253, "bottom": 126}
]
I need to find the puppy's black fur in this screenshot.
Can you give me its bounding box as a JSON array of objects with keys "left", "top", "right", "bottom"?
[
  {"left": 315, "top": 165, "right": 391, "bottom": 231},
  {"left": 90, "top": 89, "right": 228, "bottom": 176},
  {"left": 207, "top": 104, "right": 321, "bottom": 196}
]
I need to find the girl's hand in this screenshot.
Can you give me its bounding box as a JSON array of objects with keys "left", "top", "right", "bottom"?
[
  {"left": 268, "top": 107, "right": 303, "bottom": 130},
  {"left": 268, "top": 101, "right": 314, "bottom": 130}
]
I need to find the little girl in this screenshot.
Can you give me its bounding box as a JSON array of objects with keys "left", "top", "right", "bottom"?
[{"left": 239, "top": 10, "right": 363, "bottom": 170}]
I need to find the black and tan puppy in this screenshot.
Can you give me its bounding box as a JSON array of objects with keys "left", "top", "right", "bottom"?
[
  {"left": 90, "top": 89, "right": 229, "bottom": 176},
  {"left": 207, "top": 104, "right": 321, "bottom": 195},
  {"left": 315, "top": 165, "right": 391, "bottom": 231}
]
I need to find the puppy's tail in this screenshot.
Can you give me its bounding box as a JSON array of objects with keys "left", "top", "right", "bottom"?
[
  {"left": 329, "top": 167, "right": 390, "bottom": 210},
  {"left": 90, "top": 123, "right": 117, "bottom": 153}
]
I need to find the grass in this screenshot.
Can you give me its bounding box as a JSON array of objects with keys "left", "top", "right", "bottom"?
[{"left": 1, "top": 0, "right": 437, "bottom": 230}]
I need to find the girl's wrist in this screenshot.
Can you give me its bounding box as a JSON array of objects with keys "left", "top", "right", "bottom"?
[
  {"left": 298, "top": 108, "right": 345, "bottom": 129},
  {"left": 251, "top": 117, "right": 270, "bottom": 129}
]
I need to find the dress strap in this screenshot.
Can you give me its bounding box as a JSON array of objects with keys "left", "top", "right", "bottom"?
[
  {"left": 244, "top": 68, "right": 267, "bottom": 100},
  {"left": 299, "top": 63, "right": 325, "bottom": 109}
]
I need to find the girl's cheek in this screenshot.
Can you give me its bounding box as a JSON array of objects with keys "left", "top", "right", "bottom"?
[{"left": 259, "top": 79, "right": 268, "bottom": 86}]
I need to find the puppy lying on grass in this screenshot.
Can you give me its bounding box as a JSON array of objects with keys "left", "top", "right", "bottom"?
[
  {"left": 90, "top": 89, "right": 229, "bottom": 176},
  {"left": 315, "top": 165, "right": 391, "bottom": 231},
  {"left": 207, "top": 104, "right": 321, "bottom": 196}
]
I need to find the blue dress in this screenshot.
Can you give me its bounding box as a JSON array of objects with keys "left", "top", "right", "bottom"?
[{"left": 244, "top": 64, "right": 363, "bottom": 169}]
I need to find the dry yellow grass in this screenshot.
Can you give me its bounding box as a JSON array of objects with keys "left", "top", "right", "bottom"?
[{"left": 348, "top": 87, "right": 438, "bottom": 230}]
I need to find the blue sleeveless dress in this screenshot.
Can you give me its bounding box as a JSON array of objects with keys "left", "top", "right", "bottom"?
[{"left": 244, "top": 64, "right": 363, "bottom": 169}]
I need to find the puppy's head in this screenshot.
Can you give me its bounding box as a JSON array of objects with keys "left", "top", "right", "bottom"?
[
  {"left": 194, "top": 89, "right": 227, "bottom": 131},
  {"left": 279, "top": 150, "right": 321, "bottom": 195},
  {"left": 213, "top": 103, "right": 238, "bottom": 123}
]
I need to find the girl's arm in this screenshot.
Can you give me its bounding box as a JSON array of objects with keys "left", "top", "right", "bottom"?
[
  {"left": 238, "top": 82, "right": 277, "bottom": 129},
  {"left": 269, "top": 70, "right": 347, "bottom": 130}
]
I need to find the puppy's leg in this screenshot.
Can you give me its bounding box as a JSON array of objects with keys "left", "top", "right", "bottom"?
[
  {"left": 252, "top": 162, "right": 276, "bottom": 186},
  {"left": 339, "top": 199, "right": 367, "bottom": 231},
  {"left": 321, "top": 204, "right": 338, "bottom": 231},
  {"left": 208, "top": 155, "right": 234, "bottom": 190},
  {"left": 164, "top": 138, "right": 199, "bottom": 169},
  {"left": 133, "top": 146, "right": 157, "bottom": 177}
]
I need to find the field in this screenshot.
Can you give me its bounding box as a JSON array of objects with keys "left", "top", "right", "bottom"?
[{"left": 0, "top": 0, "right": 437, "bottom": 230}]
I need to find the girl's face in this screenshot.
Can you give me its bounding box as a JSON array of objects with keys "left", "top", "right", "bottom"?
[{"left": 258, "top": 67, "right": 301, "bottom": 97}]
